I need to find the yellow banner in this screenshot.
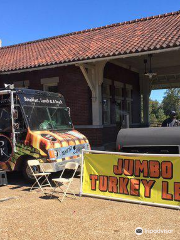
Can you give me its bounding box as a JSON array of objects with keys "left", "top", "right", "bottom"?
[{"left": 82, "top": 152, "right": 180, "bottom": 208}]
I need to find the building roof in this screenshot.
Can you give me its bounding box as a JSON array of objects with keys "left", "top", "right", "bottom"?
[{"left": 0, "top": 10, "right": 180, "bottom": 73}]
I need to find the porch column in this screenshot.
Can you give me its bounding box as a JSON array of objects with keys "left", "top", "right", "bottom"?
[
  {"left": 140, "top": 75, "right": 151, "bottom": 126},
  {"left": 78, "top": 61, "right": 107, "bottom": 125}
]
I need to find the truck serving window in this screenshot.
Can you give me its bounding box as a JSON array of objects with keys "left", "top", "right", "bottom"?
[{"left": 23, "top": 106, "right": 73, "bottom": 131}]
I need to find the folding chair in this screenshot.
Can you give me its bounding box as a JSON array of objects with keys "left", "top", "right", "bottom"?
[
  {"left": 51, "top": 162, "right": 79, "bottom": 202},
  {"left": 28, "top": 160, "right": 53, "bottom": 194}
]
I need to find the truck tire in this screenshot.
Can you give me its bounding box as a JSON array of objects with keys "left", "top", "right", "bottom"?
[{"left": 22, "top": 159, "right": 37, "bottom": 183}]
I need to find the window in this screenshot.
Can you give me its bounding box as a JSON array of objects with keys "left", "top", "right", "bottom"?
[
  {"left": 23, "top": 106, "right": 73, "bottom": 131},
  {"left": 103, "top": 79, "right": 112, "bottom": 125},
  {"left": 14, "top": 80, "right": 29, "bottom": 88},
  {"left": 103, "top": 98, "right": 110, "bottom": 124},
  {"left": 126, "top": 84, "right": 133, "bottom": 123},
  {"left": 114, "top": 82, "right": 124, "bottom": 124},
  {"left": 14, "top": 106, "right": 26, "bottom": 131},
  {"left": 0, "top": 106, "right": 11, "bottom": 132},
  {"left": 44, "top": 84, "right": 58, "bottom": 93},
  {"left": 41, "top": 77, "right": 59, "bottom": 93}
]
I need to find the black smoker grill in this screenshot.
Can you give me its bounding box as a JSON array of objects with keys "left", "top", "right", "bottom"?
[{"left": 116, "top": 127, "right": 180, "bottom": 154}]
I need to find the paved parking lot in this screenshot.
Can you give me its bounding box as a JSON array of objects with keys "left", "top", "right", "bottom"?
[{"left": 0, "top": 172, "right": 180, "bottom": 240}]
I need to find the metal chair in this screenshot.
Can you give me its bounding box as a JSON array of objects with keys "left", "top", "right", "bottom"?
[
  {"left": 51, "top": 162, "right": 79, "bottom": 202},
  {"left": 28, "top": 160, "right": 52, "bottom": 193}
]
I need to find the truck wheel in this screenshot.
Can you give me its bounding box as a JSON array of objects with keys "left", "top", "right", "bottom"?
[{"left": 22, "top": 160, "right": 37, "bottom": 183}]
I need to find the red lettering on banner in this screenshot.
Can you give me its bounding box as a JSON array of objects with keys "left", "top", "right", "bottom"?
[
  {"left": 113, "top": 159, "right": 123, "bottom": 175},
  {"left": 149, "top": 161, "right": 160, "bottom": 178},
  {"left": 90, "top": 175, "right": 98, "bottom": 190},
  {"left": 119, "top": 177, "right": 129, "bottom": 195},
  {"left": 87, "top": 157, "right": 180, "bottom": 207},
  {"left": 99, "top": 176, "right": 108, "bottom": 192},
  {"left": 161, "top": 162, "right": 173, "bottom": 179},
  {"left": 174, "top": 182, "right": 180, "bottom": 201},
  {"left": 130, "top": 179, "right": 140, "bottom": 196},
  {"left": 108, "top": 176, "right": 118, "bottom": 193},
  {"left": 141, "top": 180, "right": 155, "bottom": 198},
  {"left": 134, "top": 160, "right": 148, "bottom": 177},
  {"left": 162, "top": 181, "right": 173, "bottom": 200},
  {"left": 124, "top": 159, "right": 134, "bottom": 176}
]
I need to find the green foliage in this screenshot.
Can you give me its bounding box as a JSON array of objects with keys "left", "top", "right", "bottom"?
[
  {"left": 157, "top": 108, "right": 166, "bottom": 123},
  {"left": 162, "top": 89, "right": 180, "bottom": 118},
  {"left": 149, "top": 99, "right": 166, "bottom": 126},
  {"left": 150, "top": 88, "right": 180, "bottom": 126}
]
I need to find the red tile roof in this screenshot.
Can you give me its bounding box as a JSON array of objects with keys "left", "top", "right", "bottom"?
[{"left": 0, "top": 11, "right": 180, "bottom": 73}]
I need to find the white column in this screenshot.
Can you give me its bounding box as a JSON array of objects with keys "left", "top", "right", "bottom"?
[
  {"left": 140, "top": 75, "right": 151, "bottom": 126},
  {"left": 92, "top": 61, "right": 107, "bottom": 125},
  {"left": 78, "top": 61, "right": 107, "bottom": 126}
]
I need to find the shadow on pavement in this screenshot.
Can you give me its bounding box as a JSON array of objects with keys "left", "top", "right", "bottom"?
[
  {"left": 7, "top": 171, "right": 30, "bottom": 187},
  {"left": 6, "top": 171, "right": 80, "bottom": 190}
]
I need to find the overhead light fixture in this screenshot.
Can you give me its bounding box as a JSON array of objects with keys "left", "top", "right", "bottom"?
[{"left": 144, "top": 54, "right": 157, "bottom": 79}]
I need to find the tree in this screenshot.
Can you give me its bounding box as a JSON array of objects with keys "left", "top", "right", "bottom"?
[
  {"left": 157, "top": 108, "right": 166, "bottom": 123},
  {"left": 162, "top": 89, "right": 180, "bottom": 118},
  {"left": 149, "top": 99, "right": 166, "bottom": 125},
  {"left": 149, "top": 99, "right": 160, "bottom": 116}
]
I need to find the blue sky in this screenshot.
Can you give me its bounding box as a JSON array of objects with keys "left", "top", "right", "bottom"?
[
  {"left": 1, "top": 0, "right": 179, "bottom": 101},
  {"left": 150, "top": 89, "right": 166, "bottom": 102}
]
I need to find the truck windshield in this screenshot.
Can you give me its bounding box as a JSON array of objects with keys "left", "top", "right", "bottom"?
[{"left": 23, "top": 106, "right": 73, "bottom": 131}]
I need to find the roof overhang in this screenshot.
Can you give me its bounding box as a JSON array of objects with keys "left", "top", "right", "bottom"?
[{"left": 1, "top": 46, "right": 180, "bottom": 75}]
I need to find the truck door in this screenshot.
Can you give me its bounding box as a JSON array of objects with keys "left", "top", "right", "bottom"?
[
  {"left": 0, "top": 91, "right": 13, "bottom": 165},
  {"left": 0, "top": 92, "right": 12, "bottom": 134},
  {"left": 0, "top": 90, "right": 18, "bottom": 152}
]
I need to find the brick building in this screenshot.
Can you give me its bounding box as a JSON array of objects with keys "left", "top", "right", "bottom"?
[{"left": 0, "top": 11, "right": 180, "bottom": 148}]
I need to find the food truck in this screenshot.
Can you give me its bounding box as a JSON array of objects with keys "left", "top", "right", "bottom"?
[{"left": 0, "top": 86, "right": 90, "bottom": 181}]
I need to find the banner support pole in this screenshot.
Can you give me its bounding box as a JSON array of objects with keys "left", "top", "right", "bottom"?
[
  {"left": 79, "top": 149, "right": 84, "bottom": 197},
  {"left": 81, "top": 193, "right": 180, "bottom": 210}
]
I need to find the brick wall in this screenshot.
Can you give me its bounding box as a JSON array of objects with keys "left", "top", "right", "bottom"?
[
  {"left": 0, "top": 65, "right": 92, "bottom": 125},
  {"left": 77, "top": 128, "right": 103, "bottom": 147},
  {"left": 103, "top": 126, "right": 119, "bottom": 144},
  {"left": 0, "top": 62, "right": 141, "bottom": 147}
]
